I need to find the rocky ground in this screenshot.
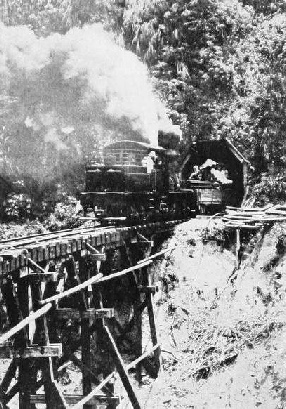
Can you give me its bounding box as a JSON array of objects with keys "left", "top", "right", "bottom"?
[{"left": 117, "top": 217, "right": 286, "bottom": 409}]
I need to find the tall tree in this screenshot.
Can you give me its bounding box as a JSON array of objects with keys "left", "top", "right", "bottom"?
[{"left": 122, "top": 0, "right": 254, "bottom": 142}]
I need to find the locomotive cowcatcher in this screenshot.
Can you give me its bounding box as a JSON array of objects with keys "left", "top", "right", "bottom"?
[{"left": 81, "top": 140, "right": 196, "bottom": 225}]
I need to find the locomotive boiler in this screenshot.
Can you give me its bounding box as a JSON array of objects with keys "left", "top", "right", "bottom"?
[{"left": 81, "top": 140, "right": 197, "bottom": 225}]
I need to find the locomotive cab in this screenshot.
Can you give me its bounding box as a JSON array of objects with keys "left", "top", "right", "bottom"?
[{"left": 85, "top": 140, "right": 166, "bottom": 193}]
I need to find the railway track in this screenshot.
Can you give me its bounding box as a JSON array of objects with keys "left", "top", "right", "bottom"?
[
  {"left": 0, "top": 224, "right": 112, "bottom": 250},
  {"left": 0, "top": 219, "right": 183, "bottom": 275}
]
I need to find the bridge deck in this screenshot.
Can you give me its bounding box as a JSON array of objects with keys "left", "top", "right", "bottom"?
[{"left": 0, "top": 220, "right": 180, "bottom": 276}]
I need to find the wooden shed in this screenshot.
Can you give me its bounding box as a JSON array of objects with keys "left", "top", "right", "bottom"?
[{"left": 180, "top": 138, "right": 250, "bottom": 207}]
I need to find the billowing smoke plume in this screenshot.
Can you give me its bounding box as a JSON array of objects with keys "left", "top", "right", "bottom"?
[{"left": 0, "top": 23, "right": 180, "bottom": 182}]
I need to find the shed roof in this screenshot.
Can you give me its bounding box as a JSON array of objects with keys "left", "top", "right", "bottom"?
[
  {"left": 223, "top": 138, "right": 250, "bottom": 165},
  {"left": 189, "top": 138, "right": 250, "bottom": 165},
  {"left": 104, "top": 140, "right": 164, "bottom": 152}
]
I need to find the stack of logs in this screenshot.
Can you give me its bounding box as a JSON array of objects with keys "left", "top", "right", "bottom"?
[{"left": 222, "top": 204, "right": 286, "bottom": 229}]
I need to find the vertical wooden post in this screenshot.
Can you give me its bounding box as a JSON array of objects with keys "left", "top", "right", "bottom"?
[
  {"left": 30, "top": 277, "right": 49, "bottom": 345},
  {"left": 43, "top": 263, "right": 58, "bottom": 343},
  {"left": 135, "top": 268, "right": 142, "bottom": 384},
  {"left": 97, "top": 288, "right": 117, "bottom": 409},
  {"left": 17, "top": 276, "right": 30, "bottom": 321},
  {"left": 121, "top": 244, "right": 144, "bottom": 384},
  {"left": 147, "top": 299, "right": 161, "bottom": 373},
  {"left": 3, "top": 275, "right": 34, "bottom": 409},
  {"left": 143, "top": 266, "right": 161, "bottom": 376},
  {"left": 1, "top": 278, "right": 25, "bottom": 347},
  {"left": 66, "top": 255, "right": 86, "bottom": 310},
  {"left": 16, "top": 276, "right": 36, "bottom": 409},
  {"left": 236, "top": 228, "right": 241, "bottom": 268},
  {"left": 79, "top": 256, "right": 93, "bottom": 409},
  {"left": 42, "top": 357, "right": 67, "bottom": 409},
  {"left": 31, "top": 268, "right": 67, "bottom": 409},
  {"left": 81, "top": 314, "right": 92, "bottom": 409}
]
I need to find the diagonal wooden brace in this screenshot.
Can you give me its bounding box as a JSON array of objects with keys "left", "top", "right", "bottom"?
[
  {"left": 103, "top": 324, "right": 141, "bottom": 409},
  {"left": 137, "top": 233, "right": 154, "bottom": 247},
  {"left": 26, "top": 259, "right": 57, "bottom": 280}
]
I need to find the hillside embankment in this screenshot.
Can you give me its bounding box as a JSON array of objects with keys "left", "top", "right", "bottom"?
[{"left": 131, "top": 217, "right": 286, "bottom": 409}]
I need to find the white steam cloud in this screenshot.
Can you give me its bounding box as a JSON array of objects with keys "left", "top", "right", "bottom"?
[{"left": 0, "top": 23, "right": 179, "bottom": 150}]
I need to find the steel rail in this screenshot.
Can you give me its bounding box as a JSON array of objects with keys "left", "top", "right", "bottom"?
[
  {"left": 0, "top": 226, "right": 115, "bottom": 251},
  {"left": 0, "top": 219, "right": 182, "bottom": 252}
]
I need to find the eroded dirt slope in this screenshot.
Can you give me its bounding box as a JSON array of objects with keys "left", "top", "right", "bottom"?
[{"left": 133, "top": 217, "right": 286, "bottom": 409}]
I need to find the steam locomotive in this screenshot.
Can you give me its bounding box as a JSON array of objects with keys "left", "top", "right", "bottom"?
[{"left": 81, "top": 139, "right": 197, "bottom": 225}]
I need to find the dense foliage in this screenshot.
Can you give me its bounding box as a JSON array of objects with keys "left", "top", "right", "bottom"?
[
  {"left": 120, "top": 0, "right": 286, "bottom": 182},
  {"left": 123, "top": 1, "right": 253, "bottom": 142},
  {"left": 0, "top": 193, "right": 83, "bottom": 238},
  {"left": 1, "top": 0, "right": 286, "bottom": 209},
  {"left": 248, "top": 174, "right": 286, "bottom": 206},
  {"left": 1, "top": 0, "right": 123, "bottom": 35}
]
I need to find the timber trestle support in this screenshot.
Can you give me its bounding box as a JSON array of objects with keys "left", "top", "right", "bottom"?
[{"left": 0, "top": 221, "right": 178, "bottom": 408}]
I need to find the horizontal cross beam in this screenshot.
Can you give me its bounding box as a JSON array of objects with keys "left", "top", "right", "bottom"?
[{"left": 0, "top": 344, "right": 62, "bottom": 358}]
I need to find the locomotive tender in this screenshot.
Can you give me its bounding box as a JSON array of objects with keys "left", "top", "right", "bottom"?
[{"left": 81, "top": 139, "right": 197, "bottom": 225}]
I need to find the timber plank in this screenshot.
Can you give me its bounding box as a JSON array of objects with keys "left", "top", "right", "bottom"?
[
  {"left": 70, "top": 239, "right": 77, "bottom": 252},
  {"left": 76, "top": 238, "right": 82, "bottom": 251},
  {"left": 60, "top": 242, "right": 67, "bottom": 256},
  {"left": 10, "top": 258, "right": 16, "bottom": 272},
  {"left": 66, "top": 241, "right": 72, "bottom": 254},
  {"left": 30, "top": 394, "right": 120, "bottom": 405},
  {"left": 49, "top": 245, "right": 56, "bottom": 259},
  {"left": 37, "top": 247, "right": 44, "bottom": 262},
  {"left": 0, "top": 344, "right": 62, "bottom": 358},
  {"left": 44, "top": 246, "right": 49, "bottom": 261},
  {"left": 55, "top": 242, "right": 61, "bottom": 257},
  {"left": 104, "top": 324, "right": 141, "bottom": 409},
  {"left": 81, "top": 314, "right": 92, "bottom": 409},
  {"left": 55, "top": 307, "right": 114, "bottom": 320}
]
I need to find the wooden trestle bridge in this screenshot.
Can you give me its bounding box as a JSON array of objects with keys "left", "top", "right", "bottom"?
[{"left": 0, "top": 220, "right": 180, "bottom": 409}]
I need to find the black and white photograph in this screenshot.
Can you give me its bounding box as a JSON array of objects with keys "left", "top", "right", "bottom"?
[{"left": 0, "top": 1, "right": 286, "bottom": 408}]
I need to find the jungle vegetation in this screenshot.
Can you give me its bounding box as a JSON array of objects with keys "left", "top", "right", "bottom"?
[{"left": 1, "top": 0, "right": 286, "bottom": 206}]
